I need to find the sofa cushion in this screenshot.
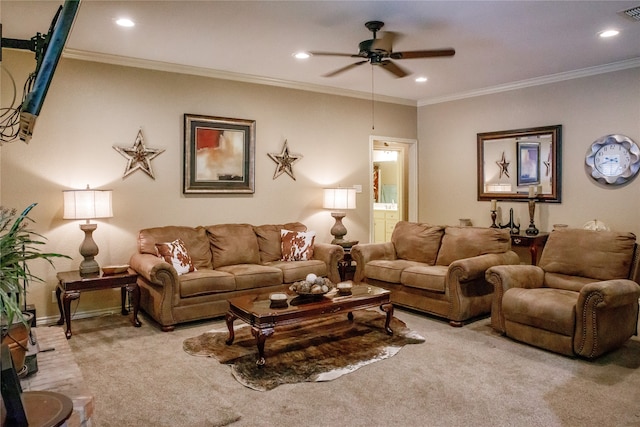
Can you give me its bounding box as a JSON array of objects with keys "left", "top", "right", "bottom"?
[
  {"left": 179, "top": 270, "right": 236, "bottom": 298},
  {"left": 543, "top": 272, "right": 597, "bottom": 292},
  {"left": 281, "top": 229, "right": 315, "bottom": 261},
  {"left": 391, "top": 221, "right": 444, "bottom": 265},
  {"left": 538, "top": 229, "right": 636, "bottom": 281},
  {"left": 138, "top": 226, "right": 212, "bottom": 270},
  {"left": 503, "top": 287, "right": 577, "bottom": 336},
  {"left": 365, "top": 259, "right": 427, "bottom": 284},
  {"left": 401, "top": 265, "right": 448, "bottom": 293},
  {"left": 155, "top": 238, "right": 196, "bottom": 275},
  {"left": 267, "top": 260, "right": 327, "bottom": 283},
  {"left": 206, "top": 224, "right": 260, "bottom": 268},
  {"left": 436, "top": 227, "right": 511, "bottom": 266},
  {"left": 216, "top": 264, "right": 282, "bottom": 290},
  {"left": 254, "top": 222, "right": 307, "bottom": 263}
]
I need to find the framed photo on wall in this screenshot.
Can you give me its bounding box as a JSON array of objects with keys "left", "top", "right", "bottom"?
[
  {"left": 183, "top": 114, "right": 255, "bottom": 194},
  {"left": 517, "top": 141, "right": 540, "bottom": 186}
]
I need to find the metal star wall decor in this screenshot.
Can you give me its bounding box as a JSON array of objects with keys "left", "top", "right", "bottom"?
[
  {"left": 268, "top": 139, "right": 303, "bottom": 180},
  {"left": 113, "top": 129, "right": 165, "bottom": 179},
  {"left": 496, "top": 151, "right": 510, "bottom": 178},
  {"left": 544, "top": 150, "right": 552, "bottom": 177}
]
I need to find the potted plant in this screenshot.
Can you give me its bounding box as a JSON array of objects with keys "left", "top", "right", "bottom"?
[{"left": 1, "top": 203, "right": 69, "bottom": 375}]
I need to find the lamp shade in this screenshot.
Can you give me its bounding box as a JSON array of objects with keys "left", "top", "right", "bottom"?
[
  {"left": 63, "top": 188, "right": 113, "bottom": 220},
  {"left": 323, "top": 188, "right": 356, "bottom": 210}
]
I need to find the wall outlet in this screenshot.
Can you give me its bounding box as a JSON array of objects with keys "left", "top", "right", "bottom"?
[{"left": 51, "top": 290, "right": 57, "bottom": 303}]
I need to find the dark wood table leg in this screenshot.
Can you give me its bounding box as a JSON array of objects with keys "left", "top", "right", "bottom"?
[
  {"left": 251, "top": 326, "right": 274, "bottom": 367},
  {"left": 126, "top": 284, "right": 142, "bottom": 327},
  {"left": 55, "top": 285, "right": 64, "bottom": 326},
  {"left": 380, "top": 303, "right": 394, "bottom": 335},
  {"left": 121, "top": 287, "right": 129, "bottom": 315},
  {"left": 225, "top": 312, "right": 237, "bottom": 345},
  {"left": 62, "top": 291, "right": 80, "bottom": 339}
]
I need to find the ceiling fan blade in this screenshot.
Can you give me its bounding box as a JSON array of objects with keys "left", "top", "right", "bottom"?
[
  {"left": 379, "top": 60, "right": 409, "bottom": 78},
  {"left": 323, "top": 60, "right": 368, "bottom": 78},
  {"left": 309, "top": 51, "right": 361, "bottom": 58},
  {"left": 390, "top": 48, "right": 456, "bottom": 59}
]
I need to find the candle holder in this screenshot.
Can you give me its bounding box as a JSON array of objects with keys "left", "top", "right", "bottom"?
[
  {"left": 526, "top": 198, "right": 539, "bottom": 235},
  {"left": 490, "top": 210, "right": 498, "bottom": 228}
]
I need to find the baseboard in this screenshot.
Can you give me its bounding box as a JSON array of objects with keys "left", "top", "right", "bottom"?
[{"left": 35, "top": 306, "right": 125, "bottom": 327}]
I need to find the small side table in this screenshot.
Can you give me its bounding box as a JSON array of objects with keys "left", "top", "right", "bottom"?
[
  {"left": 510, "top": 232, "right": 549, "bottom": 265},
  {"left": 338, "top": 247, "right": 356, "bottom": 282},
  {"left": 56, "top": 269, "right": 141, "bottom": 339}
]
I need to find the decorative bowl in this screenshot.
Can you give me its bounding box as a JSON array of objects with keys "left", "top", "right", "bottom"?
[
  {"left": 289, "top": 277, "right": 333, "bottom": 297},
  {"left": 336, "top": 282, "right": 353, "bottom": 295},
  {"left": 102, "top": 265, "right": 130, "bottom": 275},
  {"left": 269, "top": 292, "right": 288, "bottom": 308}
]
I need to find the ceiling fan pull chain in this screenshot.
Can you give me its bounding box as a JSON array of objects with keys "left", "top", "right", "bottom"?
[{"left": 371, "top": 65, "right": 375, "bottom": 130}]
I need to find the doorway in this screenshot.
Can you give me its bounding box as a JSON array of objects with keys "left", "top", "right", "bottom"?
[{"left": 369, "top": 136, "right": 417, "bottom": 243}]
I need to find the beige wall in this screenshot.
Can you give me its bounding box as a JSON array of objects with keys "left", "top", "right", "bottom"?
[
  {"left": 1, "top": 50, "right": 416, "bottom": 321},
  {"left": 418, "top": 67, "right": 640, "bottom": 236}
]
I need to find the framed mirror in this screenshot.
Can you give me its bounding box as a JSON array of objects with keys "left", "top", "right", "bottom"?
[{"left": 477, "top": 125, "right": 562, "bottom": 203}]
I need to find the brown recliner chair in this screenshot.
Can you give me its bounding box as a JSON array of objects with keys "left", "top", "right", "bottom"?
[{"left": 486, "top": 228, "right": 640, "bottom": 358}]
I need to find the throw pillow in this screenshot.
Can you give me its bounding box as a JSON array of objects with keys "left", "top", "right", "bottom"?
[
  {"left": 156, "top": 238, "right": 196, "bottom": 275},
  {"left": 281, "top": 229, "right": 316, "bottom": 261}
]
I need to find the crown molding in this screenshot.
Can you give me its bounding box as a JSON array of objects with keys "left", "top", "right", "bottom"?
[
  {"left": 62, "top": 49, "right": 416, "bottom": 107},
  {"left": 418, "top": 57, "right": 640, "bottom": 106}
]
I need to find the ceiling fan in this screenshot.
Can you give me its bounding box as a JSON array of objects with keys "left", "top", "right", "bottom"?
[{"left": 310, "top": 21, "right": 455, "bottom": 78}]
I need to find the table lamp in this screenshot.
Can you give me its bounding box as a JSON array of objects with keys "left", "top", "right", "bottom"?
[
  {"left": 63, "top": 186, "right": 113, "bottom": 276},
  {"left": 323, "top": 187, "right": 357, "bottom": 247}
]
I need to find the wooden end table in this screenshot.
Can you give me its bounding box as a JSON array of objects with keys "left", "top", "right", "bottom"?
[
  {"left": 510, "top": 232, "right": 549, "bottom": 265},
  {"left": 225, "top": 282, "right": 393, "bottom": 366},
  {"left": 56, "top": 269, "right": 141, "bottom": 339}
]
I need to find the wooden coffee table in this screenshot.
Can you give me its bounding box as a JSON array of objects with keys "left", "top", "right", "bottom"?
[{"left": 225, "top": 282, "right": 393, "bottom": 366}]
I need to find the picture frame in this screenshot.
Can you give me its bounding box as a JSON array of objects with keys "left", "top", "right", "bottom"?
[
  {"left": 183, "top": 114, "right": 255, "bottom": 194},
  {"left": 517, "top": 141, "right": 540, "bottom": 186},
  {"left": 477, "top": 125, "right": 562, "bottom": 203}
]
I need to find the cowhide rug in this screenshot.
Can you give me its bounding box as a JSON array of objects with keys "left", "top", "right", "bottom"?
[{"left": 183, "top": 310, "right": 424, "bottom": 391}]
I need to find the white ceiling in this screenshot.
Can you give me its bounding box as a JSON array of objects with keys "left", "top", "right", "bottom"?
[{"left": 3, "top": 1, "right": 640, "bottom": 105}]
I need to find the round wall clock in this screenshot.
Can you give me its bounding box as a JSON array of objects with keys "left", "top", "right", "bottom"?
[{"left": 585, "top": 134, "right": 640, "bottom": 185}]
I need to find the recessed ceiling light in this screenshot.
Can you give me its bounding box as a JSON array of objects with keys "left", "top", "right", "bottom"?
[
  {"left": 293, "top": 52, "right": 310, "bottom": 59},
  {"left": 415, "top": 76, "right": 428, "bottom": 83},
  {"left": 599, "top": 29, "right": 619, "bottom": 38},
  {"left": 116, "top": 18, "right": 135, "bottom": 27}
]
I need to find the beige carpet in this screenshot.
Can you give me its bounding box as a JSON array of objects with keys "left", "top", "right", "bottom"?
[
  {"left": 62, "top": 308, "right": 640, "bottom": 426},
  {"left": 183, "top": 311, "right": 425, "bottom": 391}
]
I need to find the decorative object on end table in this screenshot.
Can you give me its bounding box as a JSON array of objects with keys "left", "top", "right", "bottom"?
[
  {"left": 323, "top": 187, "right": 358, "bottom": 247},
  {"left": 526, "top": 185, "right": 540, "bottom": 235},
  {"left": 489, "top": 199, "right": 498, "bottom": 228},
  {"left": 585, "top": 134, "right": 640, "bottom": 186},
  {"left": 113, "top": 128, "right": 165, "bottom": 179},
  {"left": 183, "top": 114, "right": 256, "bottom": 193},
  {"left": 500, "top": 207, "right": 520, "bottom": 235},
  {"left": 268, "top": 139, "right": 303, "bottom": 181},
  {"left": 1, "top": 203, "right": 69, "bottom": 374},
  {"left": 63, "top": 186, "right": 113, "bottom": 276}
]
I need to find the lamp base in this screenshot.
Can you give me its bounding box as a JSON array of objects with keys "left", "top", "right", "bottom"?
[{"left": 79, "top": 223, "right": 100, "bottom": 276}]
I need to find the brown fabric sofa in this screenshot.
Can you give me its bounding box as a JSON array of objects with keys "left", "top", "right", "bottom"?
[
  {"left": 486, "top": 228, "right": 640, "bottom": 358},
  {"left": 129, "top": 222, "right": 344, "bottom": 331},
  {"left": 351, "top": 222, "right": 520, "bottom": 326}
]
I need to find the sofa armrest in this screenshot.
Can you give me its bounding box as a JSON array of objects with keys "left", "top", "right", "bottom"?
[
  {"left": 351, "top": 242, "right": 396, "bottom": 283},
  {"left": 129, "top": 253, "right": 178, "bottom": 286},
  {"left": 312, "top": 243, "right": 345, "bottom": 285},
  {"left": 575, "top": 279, "right": 640, "bottom": 358},
  {"left": 485, "top": 264, "right": 545, "bottom": 333},
  {"left": 449, "top": 251, "right": 521, "bottom": 282}
]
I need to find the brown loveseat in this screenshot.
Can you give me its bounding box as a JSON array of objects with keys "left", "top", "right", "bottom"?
[
  {"left": 129, "top": 222, "right": 344, "bottom": 331},
  {"left": 486, "top": 228, "right": 640, "bottom": 358},
  {"left": 351, "top": 222, "right": 520, "bottom": 326}
]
